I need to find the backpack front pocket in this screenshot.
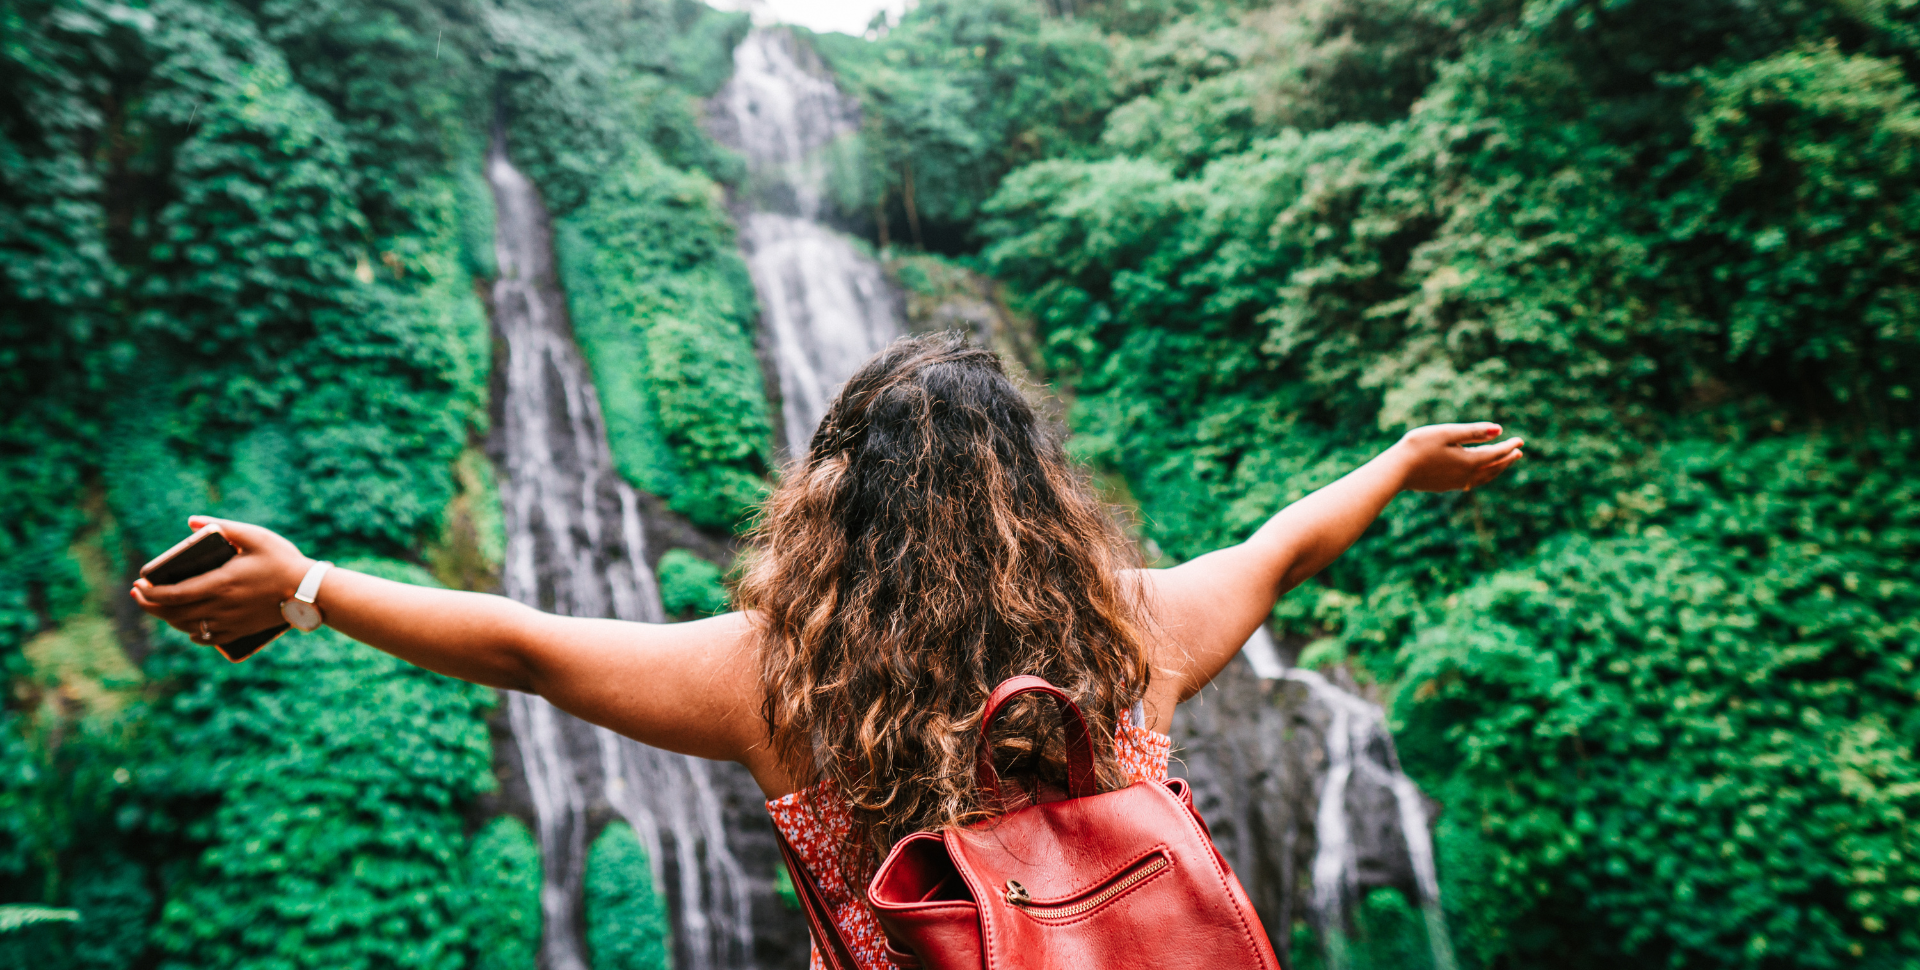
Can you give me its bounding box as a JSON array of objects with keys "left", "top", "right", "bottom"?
[{"left": 1002, "top": 849, "right": 1172, "bottom": 922}]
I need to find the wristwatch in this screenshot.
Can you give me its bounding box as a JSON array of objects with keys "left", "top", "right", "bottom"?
[{"left": 280, "top": 560, "right": 333, "bottom": 632}]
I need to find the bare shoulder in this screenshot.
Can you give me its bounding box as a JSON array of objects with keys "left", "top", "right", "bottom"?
[{"left": 1123, "top": 547, "right": 1278, "bottom": 724}]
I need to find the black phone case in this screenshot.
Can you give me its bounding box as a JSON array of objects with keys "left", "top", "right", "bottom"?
[
  {"left": 146, "top": 531, "right": 238, "bottom": 586},
  {"left": 217, "top": 624, "right": 291, "bottom": 663}
]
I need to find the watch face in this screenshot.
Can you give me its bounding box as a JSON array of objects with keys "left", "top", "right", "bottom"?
[{"left": 281, "top": 599, "right": 323, "bottom": 632}]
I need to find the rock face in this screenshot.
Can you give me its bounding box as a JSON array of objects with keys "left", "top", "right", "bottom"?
[
  {"left": 1176, "top": 633, "right": 1458, "bottom": 970},
  {"left": 1173, "top": 650, "right": 1442, "bottom": 954}
]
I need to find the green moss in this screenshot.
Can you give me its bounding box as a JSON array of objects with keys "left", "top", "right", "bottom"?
[
  {"left": 468, "top": 816, "right": 542, "bottom": 970},
  {"left": 585, "top": 822, "right": 671, "bottom": 970},
  {"left": 428, "top": 448, "right": 508, "bottom": 593},
  {"left": 657, "top": 549, "right": 729, "bottom": 618}
]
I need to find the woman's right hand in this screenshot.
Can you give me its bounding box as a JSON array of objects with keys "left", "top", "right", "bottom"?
[
  {"left": 1392, "top": 423, "right": 1525, "bottom": 493},
  {"left": 131, "top": 516, "right": 314, "bottom": 645}
]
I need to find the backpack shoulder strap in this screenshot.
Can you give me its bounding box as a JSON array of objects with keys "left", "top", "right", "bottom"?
[{"left": 776, "top": 828, "right": 863, "bottom": 970}]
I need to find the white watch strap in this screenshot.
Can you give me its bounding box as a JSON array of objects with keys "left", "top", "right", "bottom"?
[{"left": 295, "top": 561, "right": 333, "bottom": 604}]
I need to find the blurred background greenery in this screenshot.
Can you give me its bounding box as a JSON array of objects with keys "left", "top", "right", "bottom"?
[{"left": 2, "top": 0, "right": 1916, "bottom": 967}]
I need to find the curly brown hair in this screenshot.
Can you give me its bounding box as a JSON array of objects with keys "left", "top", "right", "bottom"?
[{"left": 737, "top": 333, "right": 1151, "bottom": 877}]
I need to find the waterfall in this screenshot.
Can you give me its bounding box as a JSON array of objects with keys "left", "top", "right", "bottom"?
[
  {"left": 1245, "top": 629, "right": 1458, "bottom": 970},
  {"left": 485, "top": 133, "right": 756, "bottom": 970},
  {"left": 711, "top": 28, "right": 903, "bottom": 453},
  {"left": 1391, "top": 775, "right": 1458, "bottom": 970}
]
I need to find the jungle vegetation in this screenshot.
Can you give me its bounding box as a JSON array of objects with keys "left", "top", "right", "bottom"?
[{"left": 3, "top": 0, "right": 1917, "bottom": 968}]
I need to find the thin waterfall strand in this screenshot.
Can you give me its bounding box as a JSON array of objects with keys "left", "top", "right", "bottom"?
[{"left": 1391, "top": 774, "right": 1460, "bottom": 970}]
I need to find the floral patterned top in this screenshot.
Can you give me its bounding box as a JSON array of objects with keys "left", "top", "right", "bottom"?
[{"left": 766, "top": 711, "right": 1174, "bottom": 970}]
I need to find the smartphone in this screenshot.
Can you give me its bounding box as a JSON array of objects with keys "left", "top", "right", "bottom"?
[
  {"left": 139, "top": 525, "right": 290, "bottom": 662},
  {"left": 141, "top": 525, "right": 238, "bottom": 585}
]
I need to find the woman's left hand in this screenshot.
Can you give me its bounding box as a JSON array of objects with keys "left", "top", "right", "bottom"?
[{"left": 1393, "top": 422, "right": 1525, "bottom": 493}]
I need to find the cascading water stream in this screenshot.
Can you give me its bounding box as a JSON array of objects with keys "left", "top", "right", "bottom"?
[
  {"left": 485, "top": 133, "right": 756, "bottom": 970},
  {"left": 1239, "top": 628, "right": 1458, "bottom": 970},
  {"left": 711, "top": 28, "right": 902, "bottom": 453},
  {"left": 1392, "top": 774, "right": 1458, "bottom": 970}
]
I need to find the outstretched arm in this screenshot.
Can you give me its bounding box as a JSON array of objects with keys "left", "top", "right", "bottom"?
[
  {"left": 130, "top": 517, "right": 763, "bottom": 763},
  {"left": 1136, "top": 423, "right": 1523, "bottom": 713}
]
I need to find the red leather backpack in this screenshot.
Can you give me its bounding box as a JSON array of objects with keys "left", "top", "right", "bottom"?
[{"left": 776, "top": 675, "right": 1283, "bottom": 970}]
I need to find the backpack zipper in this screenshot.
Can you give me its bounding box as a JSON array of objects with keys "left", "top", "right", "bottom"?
[{"left": 1002, "top": 854, "right": 1170, "bottom": 919}]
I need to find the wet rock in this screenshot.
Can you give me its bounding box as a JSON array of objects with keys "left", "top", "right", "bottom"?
[{"left": 1172, "top": 640, "right": 1449, "bottom": 962}]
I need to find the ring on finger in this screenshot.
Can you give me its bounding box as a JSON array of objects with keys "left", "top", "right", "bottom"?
[{"left": 198, "top": 619, "right": 212, "bottom": 642}]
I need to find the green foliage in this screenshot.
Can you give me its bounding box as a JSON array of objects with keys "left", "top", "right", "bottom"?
[
  {"left": 142, "top": 560, "right": 497, "bottom": 970},
  {"left": 467, "top": 816, "right": 542, "bottom": 970},
  {"left": 558, "top": 149, "right": 773, "bottom": 530},
  {"left": 0, "top": 0, "right": 143, "bottom": 675},
  {"left": 2, "top": 0, "right": 768, "bottom": 966},
  {"left": 973, "top": 1, "right": 1920, "bottom": 641},
  {"left": 1670, "top": 42, "right": 1920, "bottom": 406},
  {"left": 657, "top": 549, "right": 730, "bottom": 618},
  {"left": 0, "top": 853, "right": 154, "bottom": 968},
  {"left": 0, "top": 512, "right": 153, "bottom": 956},
  {"left": 1288, "top": 888, "right": 1434, "bottom": 970},
  {"left": 1397, "top": 437, "right": 1920, "bottom": 967},
  {"left": 663, "top": 0, "right": 755, "bottom": 96},
  {"left": 487, "top": 1, "right": 631, "bottom": 216},
  {"left": 428, "top": 447, "right": 509, "bottom": 593},
  {"left": 7, "top": 0, "right": 1910, "bottom": 966},
  {"left": 585, "top": 821, "right": 671, "bottom": 970},
  {"left": 487, "top": 0, "right": 752, "bottom": 210},
  {"left": 0, "top": 4, "right": 525, "bottom": 967},
  {"left": 812, "top": 0, "right": 1115, "bottom": 249},
  {"left": 772, "top": 861, "right": 800, "bottom": 911},
  {"left": 63, "top": 854, "right": 151, "bottom": 969}
]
